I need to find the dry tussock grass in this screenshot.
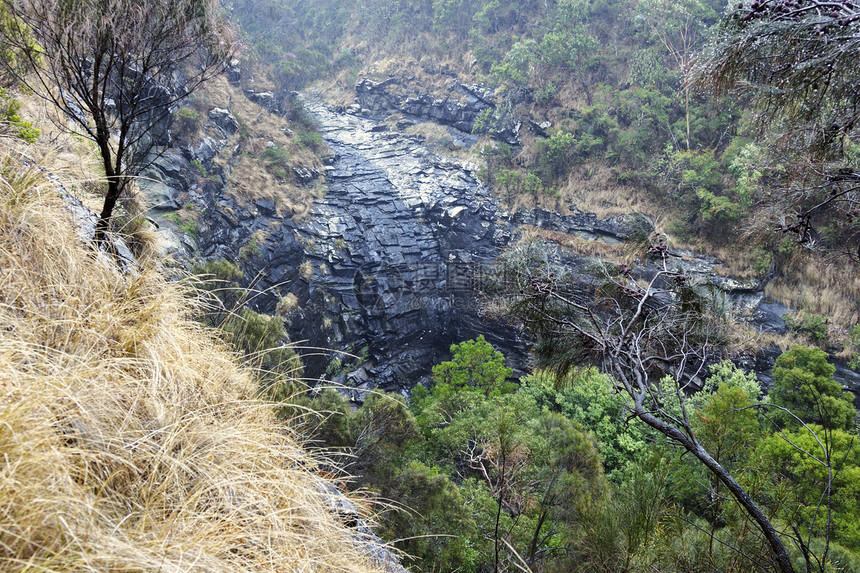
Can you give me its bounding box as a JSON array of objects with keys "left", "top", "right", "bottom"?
[
  {"left": 725, "top": 319, "right": 807, "bottom": 355},
  {"left": 560, "top": 164, "right": 657, "bottom": 218},
  {"left": 0, "top": 150, "right": 387, "bottom": 573},
  {"left": 189, "top": 76, "right": 326, "bottom": 218},
  {"left": 764, "top": 255, "right": 860, "bottom": 343},
  {"left": 14, "top": 92, "right": 106, "bottom": 204}
]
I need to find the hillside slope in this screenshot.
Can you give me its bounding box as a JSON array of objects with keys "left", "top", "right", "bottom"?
[{"left": 0, "top": 147, "right": 393, "bottom": 572}]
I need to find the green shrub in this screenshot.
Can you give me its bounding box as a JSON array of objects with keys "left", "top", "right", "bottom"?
[
  {"left": 783, "top": 311, "right": 828, "bottom": 346},
  {"left": 431, "top": 335, "right": 514, "bottom": 396},
  {"left": 172, "top": 106, "right": 201, "bottom": 137},
  {"left": 0, "top": 89, "right": 39, "bottom": 143},
  {"left": 262, "top": 144, "right": 290, "bottom": 180},
  {"left": 161, "top": 211, "right": 198, "bottom": 238},
  {"left": 770, "top": 345, "right": 856, "bottom": 430},
  {"left": 848, "top": 324, "right": 860, "bottom": 372},
  {"left": 296, "top": 129, "right": 323, "bottom": 150}
]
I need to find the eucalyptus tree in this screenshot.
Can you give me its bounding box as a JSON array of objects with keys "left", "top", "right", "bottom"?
[
  {"left": 0, "top": 0, "right": 234, "bottom": 245},
  {"left": 635, "top": 0, "right": 719, "bottom": 150}
]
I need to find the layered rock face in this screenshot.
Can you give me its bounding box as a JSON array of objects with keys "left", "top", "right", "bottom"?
[
  {"left": 143, "top": 83, "right": 859, "bottom": 401},
  {"left": 353, "top": 78, "right": 522, "bottom": 145},
  {"left": 269, "top": 98, "right": 531, "bottom": 396}
]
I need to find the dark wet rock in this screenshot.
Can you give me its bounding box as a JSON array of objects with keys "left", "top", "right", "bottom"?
[
  {"left": 149, "top": 149, "right": 192, "bottom": 186},
  {"left": 188, "top": 135, "right": 219, "bottom": 165},
  {"left": 245, "top": 90, "right": 278, "bottom": 112},
  {"left": 318, "top": 482, "right": 409, "bottom": 573},
  {"left": 293, "top": 165, "right": 318, "bottom": 184},
  {"left": 529, "top": 119, "right": 552, "bottom": 137},
  {"left": 490, "top": 119, "right": 522, "bottom": 146},
  {"left": 208, "top": 107, "right": 239, "bottom": 135},
  {"left": 138, "top": 174, "right": 181, "bottom": 212},
  {"left": 354, "top": 77, "right": 515, "bottom": 143},
  {"left": 834, "top": 362, "right": 860, "bottom": 406},
  {"left": 254, "top": 198, "right": 276, "bottom": 216}
]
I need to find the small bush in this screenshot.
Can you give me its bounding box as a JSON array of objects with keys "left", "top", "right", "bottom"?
[
  {"left": 262, "top": 144, "right": 290, "bottom": 180},
  {"left": 847, "top": 324, "right": 860, "bottom": 371},
  {"left": 783, "top": 311, "right": 828, "bottom": 346},
  {"left": 172, "top": 106, "right": 201, "bottom": 137},
  {"left": 0, "top": 89, "right": 39, "bottom": 143},
  {"left": 296, "top": 129, "right": 323, "bottom": 150}
]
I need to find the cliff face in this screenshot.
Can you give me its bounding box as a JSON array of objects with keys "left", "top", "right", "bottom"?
[{"left": 136, "top": 76, "right": 842, "bottom": 402}]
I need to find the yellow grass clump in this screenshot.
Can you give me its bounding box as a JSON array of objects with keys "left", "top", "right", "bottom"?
[{"left": 0, "top": 150, "right": 390, "bottom": 573}]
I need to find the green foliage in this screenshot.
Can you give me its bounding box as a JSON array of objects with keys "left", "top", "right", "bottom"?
[
  {"left": 471, "top": 107, "right": 496, "bottom": 135},
  {"left": 431, "top": 335, "right": 514, "bottom": 396},
  {"left": 700, "top": 359, "right": 763, "bottom": 401},
  {"left": 294, "top": 340, "right": 613, "bottom": 572},
  {"left": 261, "top": 144, "right": 290, "bottom": 180},
  {"left": 284, "top": 97, "right": 324, "bottom": 151},
  {"left": 519, "top": 369, "right": 646, "bottom": 480},
  {"left": 848, "top": 325, "right": 860, "bottom": 372},
  {"left": 220, "top": 307, "right": 300, "bottom": 375},
  {"left": 287, "top": 385, "right": 354, "bottom": 447},
  {"left": 783, "top": 312, "right": 829, "bottom": 347},
  {"left": 190, "top": 158, "right": 207, "bottom": 177},
  {"left": 0, "top": 89, "right": 38, "bottom": 143},
  {"left": 725, "top": 140, "right": 761, "bottom": 212},
  {"left": 239, "top": 231, "right": 265, "bottom": 260},
  {"left": 573, "top": 452, "right": 669, "bottom": 571},
  {"left": 0, "top": 5, "right": 37, "bottom": 85},
  {"left": 193, "top": 258, "right": 243, "bottom": 282},
  {"left": 190, "top": 258, "right": 301, "bottom": 382},
  {"left": 695, "top": 383, "right": 762, "bottom": 468},
  {"left": 296, "top": 129, "right": 323, "bottom": 150},
  {"left": 757, "top": 426, "right": 860, "bottom": 548},
  {"left": 380, "top": 461, "right": 485, "bottom": 572},
  {"left": 752, "top": 246, "right": 774, "bottom": 277},
  {"left": 285, "top": 336, "right": 860, "bottom": 571},
  {"left": 172, "top": 106, "right": 201, "bottom": 137},
  {"left": 490, "top": 38, "right": 536, "bottom": 88},
  {"left": 162, "top": 211, "right": 199, "bottom": 238},
  {"left": 770, "top": 345, "right": 857, "bottom": 431},
  {"left": 697, "top": 0, "right": 860, "bottom": 260},
  {"left": 657, "top": 145, "right": 746, "bottom": 235},
  {"left": 535, "top": 129, "right": 577, "bottom": 180}
]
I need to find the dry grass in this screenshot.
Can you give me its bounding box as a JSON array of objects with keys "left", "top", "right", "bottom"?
[
  {"left": 725, "top": 320, "right": 807, "bottom": 355},
  {"left": 764, "top": 255, "right": 860, "bottom": 345},
  {"left": 14, "top": 91, "right": 106, "bottom": 206},
  {"left": 189, "top": 75, "right": 327, "bottom": 219},
  {"left": 559, "top": 163, "right": 658, "bottom": 218},
  {"left": 0, "top": 149, "right": 388, "bottom": 573},
  {"left": 518, "top": 225, "right": 631, "bottom": 263}
]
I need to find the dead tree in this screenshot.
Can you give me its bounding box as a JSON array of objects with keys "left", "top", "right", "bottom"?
[{"left": 485, "top": 237, "right": 799, "bottom": 573}]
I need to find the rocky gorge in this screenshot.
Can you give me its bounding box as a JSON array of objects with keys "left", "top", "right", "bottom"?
[{"left": 141, "top": 79, "right": 860, "bottom": 402}]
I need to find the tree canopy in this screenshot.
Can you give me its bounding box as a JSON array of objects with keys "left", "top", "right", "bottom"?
[{"left": 770, "top": 345, "right": 857, "bottom": 431}]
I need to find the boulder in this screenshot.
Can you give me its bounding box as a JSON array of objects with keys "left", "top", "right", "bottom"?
[{"left": 208, "top": 107, "right": 239, "bottom": 135}]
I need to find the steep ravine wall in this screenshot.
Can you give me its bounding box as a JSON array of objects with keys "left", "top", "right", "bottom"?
[{"left": 144, "top": 82, "right": 859, "bottom": 402}]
